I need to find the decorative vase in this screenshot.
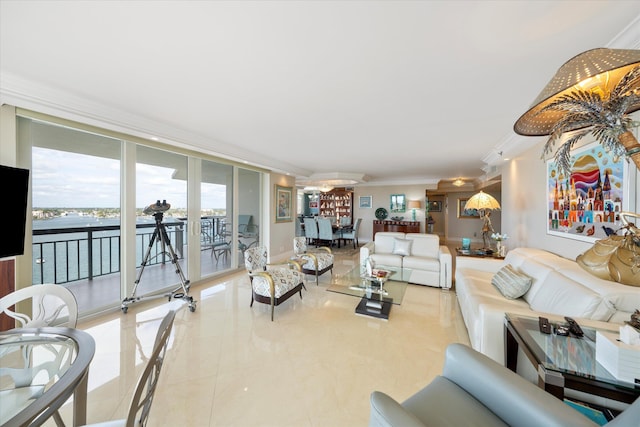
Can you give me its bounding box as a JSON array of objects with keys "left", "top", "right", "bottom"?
[{"left": 496, "top": 241, "right": 504, "bottom": 257}]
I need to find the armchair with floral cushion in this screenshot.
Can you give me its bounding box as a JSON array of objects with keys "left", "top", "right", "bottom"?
[
  {"left": 244, "top": 246, "right": 305, "bottom": 321},
  {"left": 293, "top": 237, "right": 334, "bottom": 286}
]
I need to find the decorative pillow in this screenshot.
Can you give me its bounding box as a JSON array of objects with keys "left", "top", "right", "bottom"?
[
  {"left": 392, "top": 238, "right": 412, "bottom": 256},
  {"left": 491, "top": 264, "right": 533, "bottom": 299}
]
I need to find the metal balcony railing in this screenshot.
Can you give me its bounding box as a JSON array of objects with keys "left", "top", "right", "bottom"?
[{"left": 32, "top": 222, "right": 185, "bottom": 285}]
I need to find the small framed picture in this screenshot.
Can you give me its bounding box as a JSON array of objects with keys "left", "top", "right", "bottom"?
[
  {"left": 359, "top": 195, "right": 372, "bottom": 208},
  {"left": 427, "top": 201, "right": 442, "bottom": 212},
  {"left": 458, "top": 198, "right": 480, "bottom": 218},
  {"left": 275, "top": 185, "right": 293, "bottom": 223}
]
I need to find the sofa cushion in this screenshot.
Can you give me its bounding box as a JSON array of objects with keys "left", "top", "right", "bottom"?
[
  {"left": 374, "top": 232, "right": 406, "bottom": 254},
  {"left": 369, "top": 253, "right": 403, "bottom": 268},
  {"left": 527, "top": 271, "right": 615, "bottom": 321},
  {"left": 392, "top": 238, "right": 412, "bottom": 256},
  {"left": 405, "top": 233, "right": 440, "bottom": 258},
  {"left": 519, "top": 260, "right": 554, "bottom": 305},
  {"left": 491, "top": 265, "right": 532, "bottom": 299}
]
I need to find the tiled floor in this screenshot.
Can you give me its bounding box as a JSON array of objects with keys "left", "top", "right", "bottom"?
[{"left": 54, "top": 250, "right": 470, "bottom": 426}]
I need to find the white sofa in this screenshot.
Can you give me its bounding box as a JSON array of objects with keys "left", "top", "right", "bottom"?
[
  {"left": 455, "top": 247, "right": 640, "bottom": 365},
  {"left": 359, "top": 232, "right": 452, "bottom": 289}
]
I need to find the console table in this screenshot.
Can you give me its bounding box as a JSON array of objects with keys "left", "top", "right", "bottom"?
[{"left": 373, "top": 220, "right": 420, "bottom": 238}]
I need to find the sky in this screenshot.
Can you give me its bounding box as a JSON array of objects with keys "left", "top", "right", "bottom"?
[{"left": 32, "top": 147, "right": 226, "bottom": 209}]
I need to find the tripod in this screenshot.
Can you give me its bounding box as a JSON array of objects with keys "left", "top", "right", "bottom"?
[{"left": 122, "top": 211, "right": 196, "bottom": 313}]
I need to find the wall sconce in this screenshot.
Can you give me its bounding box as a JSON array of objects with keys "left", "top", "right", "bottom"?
[{"left": 408, "top": 200, "right": 421, "bottom": 221}]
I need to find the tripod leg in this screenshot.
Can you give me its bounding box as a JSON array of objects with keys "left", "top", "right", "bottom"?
[
  {"left": 159, "top": 224, "right": 196, "bottom": 312},
  {"left": 122, "top": 228, "right": 160, "bottom": 312}
]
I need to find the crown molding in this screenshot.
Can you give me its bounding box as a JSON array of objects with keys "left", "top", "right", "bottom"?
[{"left": 0, "top": 72, "right": 311, "bottom": 177}]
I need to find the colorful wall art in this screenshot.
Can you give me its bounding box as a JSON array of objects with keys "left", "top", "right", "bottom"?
[{"left": 547, "top": 141, "right": 629, "bottom": 242}]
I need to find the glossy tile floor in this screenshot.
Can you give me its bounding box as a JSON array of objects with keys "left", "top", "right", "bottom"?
[{"left": 54, "top": 251, "right": 470, "bottom": 426}]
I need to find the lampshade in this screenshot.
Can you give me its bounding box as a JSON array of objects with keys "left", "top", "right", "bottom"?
[
  {"left": 408, "top": 200, "right": 421, "bottom": 209},
  {"left": 464, "top": 191, "right": 500, "bottom": 211},
  {"left": 514, "top": 48, "right": 640, "bottom": 136}
]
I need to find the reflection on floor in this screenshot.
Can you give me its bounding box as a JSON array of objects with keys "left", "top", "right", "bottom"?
[{"left": 52, "top": 250, "right": 470, "bottom": 426}]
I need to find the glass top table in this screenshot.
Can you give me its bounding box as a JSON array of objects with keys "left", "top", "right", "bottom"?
[
  {"left": 0, "top": 327, "right": 95, "bottom": 426},
  {"left": 504, "top": 313, "right": 640, "bottom": 404},
  {"left": 327, "top": 265, "right": 410, "bottom": 305}
]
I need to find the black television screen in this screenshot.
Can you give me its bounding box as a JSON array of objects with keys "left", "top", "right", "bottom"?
[{"left": 0, "top": 165, "right": 29, "bottom": 259}]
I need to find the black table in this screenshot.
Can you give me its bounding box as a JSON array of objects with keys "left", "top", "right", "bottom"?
[
  {"left": 0, "top": 327, "right": 95, "bottom": 426},
  {"left": 504, "top": 313, "right": 639, "bottom": 405}
]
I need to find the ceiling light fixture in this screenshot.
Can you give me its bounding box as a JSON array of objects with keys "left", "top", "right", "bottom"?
[{"left": 453, "top": 178, "right": 465, "bottom": 187}]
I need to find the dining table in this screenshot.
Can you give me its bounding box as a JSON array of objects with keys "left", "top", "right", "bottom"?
[{"left": 0, "top": 327, "right": 95, "bottom": 427}]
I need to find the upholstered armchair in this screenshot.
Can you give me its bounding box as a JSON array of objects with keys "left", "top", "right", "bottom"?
[
  {"left": 244, "top": 246, "right": 305, "bottom": 321},
  {"left": 369, "top": 343, "right": 640, "bottom": 427},
  {"left": 293, "top": 237, "right": 334, "bottom": 285}
]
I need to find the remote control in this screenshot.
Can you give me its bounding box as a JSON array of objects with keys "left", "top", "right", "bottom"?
[
  {"left": 538, "top": 316, "right": 551, "bottom": 334},
  {"left": 564, "top": 317, "right": 584, "bottom": 337}
]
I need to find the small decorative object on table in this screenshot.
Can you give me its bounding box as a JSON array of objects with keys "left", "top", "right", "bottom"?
[{"left": 491, "top": 233, "right": 508, "bottom": 257}]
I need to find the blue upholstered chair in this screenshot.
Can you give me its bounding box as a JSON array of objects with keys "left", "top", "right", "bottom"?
[
  {"left": 293, "top": 237, "right": 334, "bottom": 285},
  {"left": 303, "top": 217, "right": 318, "bottom": 245},
  {"left": 317, "top": 217, "right": 340, "bottom": 247},
  {"left": 244, "top": 246, "right": 305, "bottom": 320},
  {"left": 340, "top": 217, "right": 362, "bottom": 249}
]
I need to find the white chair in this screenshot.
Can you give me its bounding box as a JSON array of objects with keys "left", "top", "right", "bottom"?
[
  {"left": 82, "top": 310, "right": 176, "bottom": 427},
  {"left": 0, "top": 283, "right": 78, "bottom": 329},
  {"left": 0, "top": 284, "right": 78, "bottom": 426},
  {"left": 293, "top": 237, "right": 334, "bottom": 286},
  {"left": 244, "top": 246, "right": 305, "bottom": 321}
]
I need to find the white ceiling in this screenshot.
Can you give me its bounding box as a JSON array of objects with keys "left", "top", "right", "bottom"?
[{"left": 1, "top": 1, "right": 639, "bottom": 187}]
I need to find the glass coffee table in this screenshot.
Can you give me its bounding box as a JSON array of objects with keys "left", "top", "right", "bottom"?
[
  {"left": 504, "top": 313, "right": 640, "bottom": 405},
  {"left": 328, "top": 265, "right": 410, "bottom": 320}
]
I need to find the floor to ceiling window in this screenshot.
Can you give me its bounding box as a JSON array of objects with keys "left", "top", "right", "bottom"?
[
  {"left": 201, "top": 159, "right": 233, "bottom": 276},
  {"left": 24, "top": 117, "right": 123, "bottom": 314},
  {"left": 134, "top": 145, "right": 189, "bottom": 298},
  {"left": 237, "top": 168, "right": 261, "bottom": 268}
]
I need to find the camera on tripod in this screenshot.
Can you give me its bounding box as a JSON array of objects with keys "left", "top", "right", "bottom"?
[{"left": 143, "top": 199, "right": 171, "bottom": 215}]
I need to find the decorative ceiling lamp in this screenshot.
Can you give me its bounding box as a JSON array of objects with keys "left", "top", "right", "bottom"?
[
  {"left": 464, "top": 191, "right": 501, "bottom": 249},
  {"left": 514, "top": 48, "right": 640, "bottom": 173},
  {"left": 452, "top": 178, "right": 465, "bottom": 187}
]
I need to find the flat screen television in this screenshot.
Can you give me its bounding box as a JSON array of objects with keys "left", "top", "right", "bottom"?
[{"left": 0, "top": 165, "right": 30, "bottom": 259}]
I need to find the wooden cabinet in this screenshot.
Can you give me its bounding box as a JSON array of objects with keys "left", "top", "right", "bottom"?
[
  {"left": 319, "top": 188, "right": 353, "bottom": 221},
  {"left": 373, "top": 220, "right": 420, "bottom": 238}
]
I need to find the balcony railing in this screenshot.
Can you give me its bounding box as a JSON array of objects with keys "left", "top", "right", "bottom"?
[{"left": 32, "top": 222, "right": 185, "bottom": 285}]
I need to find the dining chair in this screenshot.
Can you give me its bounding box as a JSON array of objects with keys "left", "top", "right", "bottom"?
[
  {"left": 303, "top": 217, "right": 319, "bottom": 245},
  {"left": 340, "top": 218, "right": 362, "bottom": 249},
  {"left": 83, "top": 310, "right": 176, "bottom": 427},
  {"left": 293, "top": 237, "right": 334, "bottom": 286},
  {"left": 244, "top": 246, "right": 305, "bottom": 321},
  {"left": 0, "top": 284, "right": 78, "bottom": 329},
  {"left": 317, "top": 217, "right": 340, "bottom": 247},
  {"left": 0, "top": 284, "right": 78, "bottom": 427}
]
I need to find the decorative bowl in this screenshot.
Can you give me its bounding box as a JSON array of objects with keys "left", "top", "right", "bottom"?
[{"left": 375, "top": 207, "right": 388, "bottom": 220}]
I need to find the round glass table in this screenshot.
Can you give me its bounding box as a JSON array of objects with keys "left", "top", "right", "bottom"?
[{"left": 0, "top": 327, "right": 95, "bottom": 427}]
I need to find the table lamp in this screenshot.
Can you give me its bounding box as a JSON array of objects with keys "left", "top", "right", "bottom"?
[{"left": 408, "top": 200, "right": 421, "bottom": 221}]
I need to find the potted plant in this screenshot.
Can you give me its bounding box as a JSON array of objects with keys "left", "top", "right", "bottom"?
[{"left": 539, "top": 65, "right": 640, "bottom": 174}]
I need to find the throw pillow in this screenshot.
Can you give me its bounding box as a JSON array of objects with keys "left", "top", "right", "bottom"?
[
  {"left": 491, "top": 264, "right": 532, "bottom": 299},
  {"left": 392, "top": 238, "right": 412, "bottom": 256}
]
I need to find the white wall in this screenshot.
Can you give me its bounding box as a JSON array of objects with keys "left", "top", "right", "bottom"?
[
  {"left": 353, "top": 184, "right": 431, "bottom": 243},
  {"left": 267, "top": 172, "right": 297, "bottom": 261}
]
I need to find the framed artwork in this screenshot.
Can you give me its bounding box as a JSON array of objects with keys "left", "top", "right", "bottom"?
[
  {"left": 458, "top": 198, "right": 480, "bottom": 218},
  {"left": 390, "top": 194, "right": 406, "bottom": 212},
  {"left": 427, "top": 200, "right": 442, "bottom": 212},
  {"left": 275, "top": 185, "right": 293, "bottom": 223},
  {"left": 546, "top": 140, "right": 630, "bottom": 242},
  {"left": 359, "top": 195, "right": 372, "bottom": 208}
]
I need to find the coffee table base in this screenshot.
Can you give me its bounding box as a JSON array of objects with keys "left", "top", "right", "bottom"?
[{"left": 355, "top": 297, "right": 391, "bottom": 320}]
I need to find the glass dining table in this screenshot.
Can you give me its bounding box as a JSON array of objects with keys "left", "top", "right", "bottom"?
[{"left": 0, "top": 327, "right": 95, "bottom": 427}]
